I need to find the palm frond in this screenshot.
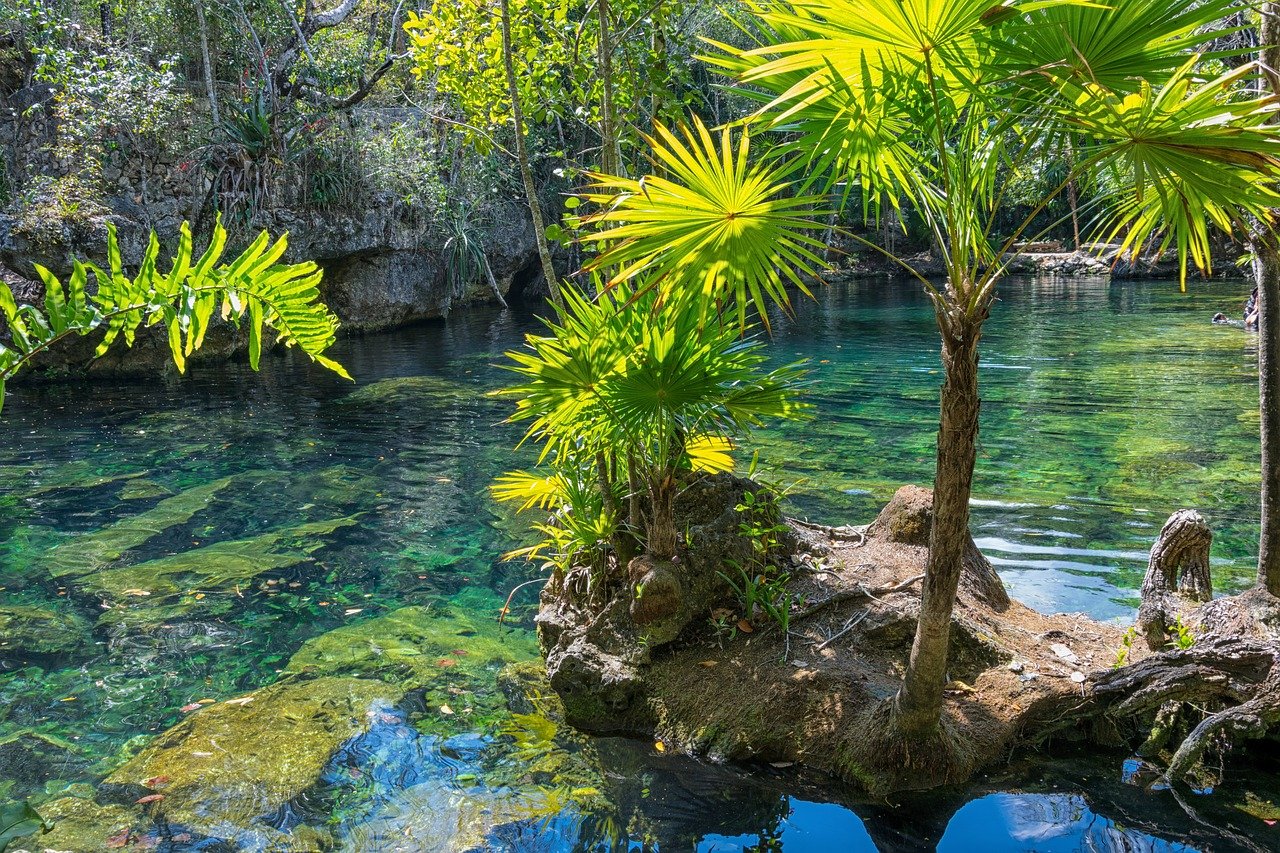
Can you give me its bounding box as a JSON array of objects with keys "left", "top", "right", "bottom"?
[
  {"left": 582, "top": 119, "right": 829, "bottom": 328},
  {"left": 1065, "top": 63, "right": 1280, "bottom": 285}
]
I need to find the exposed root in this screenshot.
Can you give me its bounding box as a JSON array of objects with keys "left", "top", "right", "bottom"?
[
  {"left": 1090, "top": 635, "right": 1280, "bottom": 784},
  {"left": 1163, "top": 654, "right": 1280, "bottom": 782},
  {"left": 842, "top": 699, "right": 981, "bottom": 792}
]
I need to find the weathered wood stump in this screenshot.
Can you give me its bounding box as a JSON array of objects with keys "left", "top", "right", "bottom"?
[{"left": 1137, "top": 509, "right": 1213, "bottom": 651}]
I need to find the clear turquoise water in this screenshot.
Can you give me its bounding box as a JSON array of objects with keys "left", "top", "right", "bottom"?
[{"left": 0, "top": 275, "right": 1274, "bottom": 851}]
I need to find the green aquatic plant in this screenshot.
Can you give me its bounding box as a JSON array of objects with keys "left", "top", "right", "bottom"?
[
  {"left": 0, "top": 217, "right": 349, "bottom": 412},
  {"left": 0, "top": 801, "right": 48, "bottom": 852}
]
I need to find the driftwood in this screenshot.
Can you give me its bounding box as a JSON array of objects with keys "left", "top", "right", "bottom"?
[
  {"left": 1086, "top": 509, "right": 1280, "bottom": 786},
  {"left": 1137, "top": 509, "right": 1213, "bottom": 650}
]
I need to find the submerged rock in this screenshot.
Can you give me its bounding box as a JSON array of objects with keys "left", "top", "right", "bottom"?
[
  {"left": 7, "top": 796, "right": 142, "bottom": 853},
  {"left": 0, "top": 730, "right": 92, "bottom": 795},
  {"left": 44, "top": 473, "right": 244, "bottom": 579},
  {"left": 87, "top": 516, "right": 358, "bottom": 628},
  {"left": 102, "top": 676, "right": 402, "bottom": 840},
  {"left": 285, "top": 596, "right": 536, "bottom": 690},
  {"left": 336, "top": 375, "right": 477, "bottom": 407},
  {"left": 0, "top": 606, "right": 90, "bottom": 656}
]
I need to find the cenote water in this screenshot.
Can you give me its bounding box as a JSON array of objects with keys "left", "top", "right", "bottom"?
[{"left": 2, "top": 276, "right": 1277, "bottom": 851}]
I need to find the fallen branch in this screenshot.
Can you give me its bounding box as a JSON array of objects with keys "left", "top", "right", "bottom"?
[
  {"left": 816, "top": 611, "right": 870, "bottom": 651},
  {"left": 793, "top": 573, "right": 925, "bottom": 622}
]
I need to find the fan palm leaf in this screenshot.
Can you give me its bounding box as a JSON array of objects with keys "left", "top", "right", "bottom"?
[{"left": 582, "top": 119, "right": 829, "bottom": 328}]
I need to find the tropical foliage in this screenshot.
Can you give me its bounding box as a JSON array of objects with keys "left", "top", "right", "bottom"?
[
  {"left": 0, "top": 218, "right": 349, "bottom": 413},
  {"left": 494, "top": 282, "right": 808, "bottom": 573},
  {"left": 578, "top": 0, "right": 1280, "bottom": 742}
]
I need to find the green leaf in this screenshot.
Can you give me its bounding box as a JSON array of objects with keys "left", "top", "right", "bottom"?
[{"left": 0, "top": 801, "right": 48, "bottom": 852}]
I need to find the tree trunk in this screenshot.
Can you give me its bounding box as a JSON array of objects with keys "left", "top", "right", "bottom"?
[
  {"left": 1256, "top": 5, "right": 1280, "bottom": 596},
  {"left": 499, "top": 0, "right": 562, "bottom": 308},
  {"left": 893, "top": 298, "right": 988, "bottom": 735},
  {"left": 647, "top": 475, "right": 679, "bottom": 560},
  {"left": 596, "top": 0, "right": 621, "bottom": 177},
  {"left": 1137, "top": 509, "right": 1213, "bottom": 650},
  {"left": 194, "top": 0, "right": 221, "bottom": 126},
  {"left": 1256, "top": 244, "right": 1280, "bottom": 594}
]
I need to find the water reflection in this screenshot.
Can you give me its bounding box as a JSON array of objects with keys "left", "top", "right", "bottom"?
[{"left": 939, "top": 793, "right": 1198, "bottom": 853}]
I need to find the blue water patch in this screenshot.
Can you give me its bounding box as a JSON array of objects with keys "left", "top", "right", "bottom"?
[{"left": 938, "top": 793, "right": 1201, "bottom": 853}]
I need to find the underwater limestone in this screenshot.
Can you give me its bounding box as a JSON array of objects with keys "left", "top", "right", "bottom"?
[
  {"left": 0, "top": 730, "right": 92, "bottom": 796},
  {"left": 285, "top": 591, "right": 537, "bottom": 688},
  {"left": 87, "top": 516, "right": 359, "bottom": 628},
  {"left": 116, "top": 478, "right": 174, "bottom": 501},
  {"left": 285, "top": 588, "right": 539, "bottom": 729},
  {"left": 43, "top": 474, "right": 245, "bottom": 579},
  {"left": 101, "top": 676, "right": 402, "bottom": 842},
  {"left": 0, "top": 606, "right": 90, "bottom": 656},
  {"left": 335, "top": 375, "right": 478, "bottom": 407}
]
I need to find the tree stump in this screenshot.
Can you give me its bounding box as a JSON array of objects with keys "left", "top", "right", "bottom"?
[{"left": 1138, "top": 510, "right": 1213, "bottom": 650}]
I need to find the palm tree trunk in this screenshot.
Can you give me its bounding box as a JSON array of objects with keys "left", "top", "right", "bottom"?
[
  {"left": 647, "top": 474, "right": 679, "bottom": 560},
  {"left": 1254, "top": 4, "right": 1280, "bottom": 595},
  {"left": 893, "top": 296, "right": 987, "bottom": 735},
  {"left": 1254, "top": 243, "right": 1280, "bottom": 594},
  {"left": 499, "top": 0, "right": 562, "bottom": 308}
]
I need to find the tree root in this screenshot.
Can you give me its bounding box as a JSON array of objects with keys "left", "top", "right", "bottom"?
[
  {"left": 1088, "top": 636, "right": 1280, "bottom": 784},
  {"left": 840, "top": 698, "right": 982, "bottom": 792}
]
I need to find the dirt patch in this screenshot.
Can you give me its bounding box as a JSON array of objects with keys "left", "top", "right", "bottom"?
[{"left": 538, "top": 482, "right": 1130, "bottom": 793}]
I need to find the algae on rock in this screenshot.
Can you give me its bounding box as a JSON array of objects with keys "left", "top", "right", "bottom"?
[
  {"left": 103, "top": 677, "right": 402, "bottom": 839},
  {"left": 336, "top": 375, "right": 477, "bottom": 408},
  {"left": 44, "top": 474, "right": 244, "bottom": 579},
  {"left": 87, "top": 516, "right": 359, "bottom": 627},
  {"left": 286, "top": 592, "right": 536, "bottom": 688},
  {"left": 285, "top": 588, "right": 539, "bottom": 729},
  {"left": 5, "top": 796, "right": 142, "bottom": 853},
  {"left": 0, "top": 606, "right": 90, "bottom": 656}
]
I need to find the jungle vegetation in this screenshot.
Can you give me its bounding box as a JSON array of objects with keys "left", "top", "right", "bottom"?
[{"left": 4, "top": 0, "right": 1280, "bottom": 790}]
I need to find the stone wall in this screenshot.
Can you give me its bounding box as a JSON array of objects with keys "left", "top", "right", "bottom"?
[{"left": 0, "top": 65, "right": 543, "bottom": 375}]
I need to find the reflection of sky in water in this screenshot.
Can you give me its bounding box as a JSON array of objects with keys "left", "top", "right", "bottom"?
[
  {"left": 697, "top": 800, "right": 878, "bottom": 852},
  {"left": 938, "top": 793, "right": 1200, "bottom": 853}
]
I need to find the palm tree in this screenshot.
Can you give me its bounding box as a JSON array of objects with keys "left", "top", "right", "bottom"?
[
  {"left": 496, "top": 282, "right": 808, "bottom": 573},
  {"left": 582, "top": 0, "right": 1280, "bottom": 756}
]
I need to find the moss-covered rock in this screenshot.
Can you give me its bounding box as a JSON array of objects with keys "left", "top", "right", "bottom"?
[
  {"left": 103, "top": 677, "right": 401, "bottom": 839},
  {"left": 45, "top": 474, "right": 243, "bottom": 579},
  {"left": 7, "top": 796, "right": 142, "bottom": 853},
  {"left": 117, "top": 478, "right": 174, "bottom": 501},
  {"left": 284, "top": 593, "right": 536, "bottom": 689},
  {"left": 0, "top": 730, "right": 91, "bottom": 795},
  {"left": 0, "top": 606, "right": 90, "bottom": 656},
  {"left": 336, "top": 375, "right": 476, "bottom": 407},
  {"left": 87, "top": 516, "right": 358, "bottom": 628}
]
